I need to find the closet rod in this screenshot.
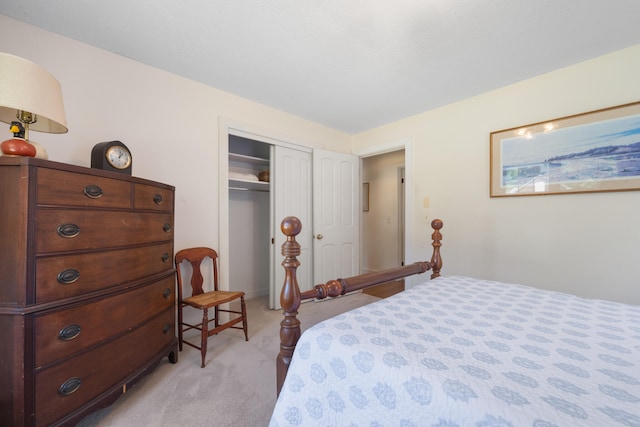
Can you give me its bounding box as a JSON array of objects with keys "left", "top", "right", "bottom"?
[{"left": 229, "top": 186, "right": 269, "bottom": 193}]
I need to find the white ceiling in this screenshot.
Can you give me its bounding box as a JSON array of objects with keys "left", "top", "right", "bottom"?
[{"left": 2, "top": 0, "right": 640, "bottom": 134}]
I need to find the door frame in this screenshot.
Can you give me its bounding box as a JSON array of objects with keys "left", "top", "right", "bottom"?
[
  {"left": 353, "top": 138, "right": 417, "bottom": 285},
  {"left": 398, "top": 166, "right": 405, "bottom": 266}
]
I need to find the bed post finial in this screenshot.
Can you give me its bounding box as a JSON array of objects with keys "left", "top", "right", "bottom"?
[
  {"left": 277, "top": 216, "right": 303, "bottom": 395},
  {"left": 430, "top": 219, "right": 443, "bottom": 279}
]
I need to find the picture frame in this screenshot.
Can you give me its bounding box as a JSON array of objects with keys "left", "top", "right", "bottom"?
[
  {"left": 490, "top": 101, "right": 640, "bottom": 197},
  {"left": 363, "top": 182, "right": 369, "bottom": 211}
]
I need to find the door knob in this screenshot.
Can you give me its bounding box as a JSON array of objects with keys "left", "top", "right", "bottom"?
[{"left": 316, "top": 234, "right": 323, "bottom": 240}]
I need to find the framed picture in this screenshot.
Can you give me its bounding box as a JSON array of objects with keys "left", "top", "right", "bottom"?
[
  {"left": 490, "top": 101, "right": 640, "bottom": 197},
  {"left": 363, "top": 182, "right": 369, "bottom": 211}
]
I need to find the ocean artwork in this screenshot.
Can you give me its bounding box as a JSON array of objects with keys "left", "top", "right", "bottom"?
[{"left": 500, "top": 113, "right": 640, "bottom": 191}]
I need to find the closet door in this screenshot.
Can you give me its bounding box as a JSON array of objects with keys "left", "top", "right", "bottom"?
[
  {"left": 312, "top": 149, "right": 360, "bottom": 284},
  {"left": 270, "top": 145, "right": 312, "bottom": 309}
]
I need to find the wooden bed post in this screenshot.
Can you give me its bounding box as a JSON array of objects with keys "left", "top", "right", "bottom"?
[
  {"left": 276, "top": 216, "right": 302, "bottom": 394},
  {"left": 430, "top": 219, "right": 443, "bottom": 279}
]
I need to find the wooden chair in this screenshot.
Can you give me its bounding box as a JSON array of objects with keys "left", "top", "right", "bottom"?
[{"left": 175, "top": 247, "right": 248, "bottom": 368}]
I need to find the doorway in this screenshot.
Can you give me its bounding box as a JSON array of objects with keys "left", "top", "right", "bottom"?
[{"left": 361, "top": 149, "right": 405, "bottom": 274}]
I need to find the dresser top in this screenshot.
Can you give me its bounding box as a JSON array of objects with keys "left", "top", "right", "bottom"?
[{"left": 0, "top": 157, "right": 174, "bottom": 190}]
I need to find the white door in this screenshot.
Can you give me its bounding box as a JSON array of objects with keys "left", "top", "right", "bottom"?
[
  {"left": 270, "top": 145, "right": 313, "bottom": 309},
  {"left": 312, "top": 148, "right": 360, "bottom": 284}
]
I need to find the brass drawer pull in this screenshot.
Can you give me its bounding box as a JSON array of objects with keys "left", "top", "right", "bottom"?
[
  {"left": 57, "top": 223, "right": 80, "bottom": 238},
  {"left": 163, "top": 323, "right": 171, "bottom": 334},
  {"left": 162, "top": 252, "right": 170, "bottom": 262},
  {"left": 59, "top": 377, "right": 82, "bottom": 396},
  {"left": 163, "top": 223, "right": 171, "bottom": 233},
  {"left": 163, "top": 288, "right": 171, "bottom": 299},
  {"left": 58, "top": 324, "right": 82, "bottom": 341},
  {"left": 153, "top": 193, "right": 164, "bottom": 205},
  {"left": 57, "top": 269, "right": 80, "bottom": 284},
  {"left": 83, "top": 184, "right": 103, "bottom": 199}
]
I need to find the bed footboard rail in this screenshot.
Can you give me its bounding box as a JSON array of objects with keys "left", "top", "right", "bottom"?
[
  {"left": 302, "top": 261, "right": 429, "bottom": 300},
  {"left": 276, "top": 216, "right": 443, "bottom": 395}
]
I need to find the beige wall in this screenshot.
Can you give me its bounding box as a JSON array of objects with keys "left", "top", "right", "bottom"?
[
  {"left": 0, "top": 15, "right": 350, "bottom": 258},
  {"left": 353, "top": 45, "right": 640, "bottom": 304}
]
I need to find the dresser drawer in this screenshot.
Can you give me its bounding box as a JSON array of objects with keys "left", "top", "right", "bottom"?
[
  {"left": 134, "top": 183, "right": 174, "bottom": 212},
  {"left": 34, "top": 275, "right": 175, "bottom": 368},
  {"left": 34, "top": 308, "right": 175, "bottom": 427},
  {"left": 36, "top": 242, "right": 173, "bottom": 303},
  {"left": 37, "top": 168, "right": 132, "bottom": 208},
  {"left": 36, "top": 210, "right": 173, "bottom": 253}
]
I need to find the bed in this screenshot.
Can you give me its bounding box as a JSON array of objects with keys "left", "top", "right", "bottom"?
[{"left": 270, "top": 217, "right": 640, "bottom": 427}]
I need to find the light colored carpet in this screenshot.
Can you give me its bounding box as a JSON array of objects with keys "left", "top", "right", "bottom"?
[{"left": 76, "top": 292, "right": 379, "bottom": 427}]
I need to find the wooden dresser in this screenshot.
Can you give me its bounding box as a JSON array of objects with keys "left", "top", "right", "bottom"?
[{"left": 0, "top": 157, "right": 178, "bottom": 427}]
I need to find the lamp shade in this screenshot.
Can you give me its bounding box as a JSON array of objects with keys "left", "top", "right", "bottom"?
[{"left": 0, "top": 52, "right": 68, "bottom": 134}]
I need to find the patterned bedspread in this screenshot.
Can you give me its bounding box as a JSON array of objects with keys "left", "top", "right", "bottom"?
[{"left": 269, "top": 276, "right": 640, "bottom": 427}]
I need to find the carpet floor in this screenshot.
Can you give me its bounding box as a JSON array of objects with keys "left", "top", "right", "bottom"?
[{"left": 76, "top": 292, "right": 379, "bottom": 427}]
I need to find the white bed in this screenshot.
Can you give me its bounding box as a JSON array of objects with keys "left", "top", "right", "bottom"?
[{"left": 270, "top": 275, "right": 640, "bottom": 426}]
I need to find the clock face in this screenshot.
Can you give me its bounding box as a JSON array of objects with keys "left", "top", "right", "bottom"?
[{"left": 105, "top": 146, "right": 132, "bottom": 170}]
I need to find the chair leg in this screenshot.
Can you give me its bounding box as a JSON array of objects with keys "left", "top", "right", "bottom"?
[
  {"left": 241, "top": 296, "right": 248, "bottom": 341},
  {"left": 200, "top": 308, "right": 208, "bottom": 368},
  {"left": 178, "top": 302, "right": 183, "bottom": 351}
]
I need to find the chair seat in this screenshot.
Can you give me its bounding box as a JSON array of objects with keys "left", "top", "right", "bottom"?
[{"left": 183, "top": 290, "right": 245, "bottom": 309}]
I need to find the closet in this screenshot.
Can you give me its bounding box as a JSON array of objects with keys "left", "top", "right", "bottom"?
[
  {"left": 228, "top": 136, "right": 271, "bottom": 302},
  {"left": 228, "top": 135, "right": 312, "bottom": 309}
]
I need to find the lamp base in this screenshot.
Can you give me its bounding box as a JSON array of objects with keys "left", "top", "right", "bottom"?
[
  {"left": 27, "top": 139, "right": 49, "bottom": 159},
  {"left": 1, "top": 137, "right": 37, "bottom": 157}
]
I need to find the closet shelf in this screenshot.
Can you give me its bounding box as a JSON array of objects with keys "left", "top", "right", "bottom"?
[
  {"left": 229, "top": 152, "right": 269, "bottom": 166},
  {"left": 229, "top": 178, "right": 270, "bottom": 192}
]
